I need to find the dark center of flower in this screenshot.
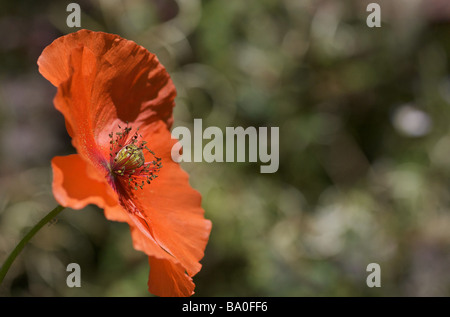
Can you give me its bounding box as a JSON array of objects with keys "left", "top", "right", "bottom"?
[
  {"left": 113, "top": 144, "right": 145, "bottom": 175},
  {"left": 108, "top": 123, "right": 162, "bottom": 191}
]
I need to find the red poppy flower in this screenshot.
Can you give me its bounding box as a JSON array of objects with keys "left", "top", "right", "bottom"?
[{"left": 37, "top": 29, "right": 211, "bottom": 297}]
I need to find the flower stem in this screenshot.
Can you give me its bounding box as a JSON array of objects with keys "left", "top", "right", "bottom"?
[{"left": 0, "top": 205, "right": 65, "bottom": 284}]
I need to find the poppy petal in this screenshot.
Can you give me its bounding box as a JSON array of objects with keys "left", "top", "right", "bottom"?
[
  {"left": 148, "top": 257, "right": 195, "bottom": 297},
  {"left": 52, "top": 46, "right": 108, "bottom": 172},
  {"left": 123, "top": 122, "right": 212, "bottom": 278},
  {"left": 38, "top": 29, "right": 176, "bottom": 136},
  {"left": 52, "top": 154, "right": 119, "bottom": 211}
]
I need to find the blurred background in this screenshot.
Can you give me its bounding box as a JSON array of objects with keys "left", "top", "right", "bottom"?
[{"left": 1, "top": 0, "right": 450, "bottom": 296}]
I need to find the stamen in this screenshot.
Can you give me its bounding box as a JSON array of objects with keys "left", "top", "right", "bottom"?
[{"left": 108, "top": 123, "right": 162, "bottom": 193}]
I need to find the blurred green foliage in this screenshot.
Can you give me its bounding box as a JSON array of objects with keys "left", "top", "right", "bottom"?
[{"left": 1, "top": 0, "right": 450, "bottom": 296}]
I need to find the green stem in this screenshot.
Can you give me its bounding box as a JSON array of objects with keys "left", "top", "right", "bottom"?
[{"left": 0, "top": 205, "right": 65, "bottom": 284}]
